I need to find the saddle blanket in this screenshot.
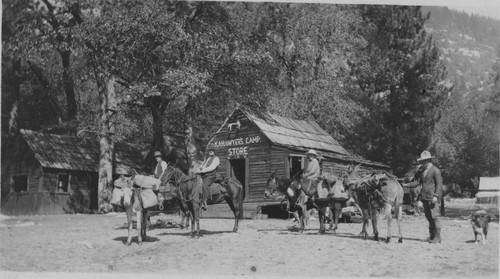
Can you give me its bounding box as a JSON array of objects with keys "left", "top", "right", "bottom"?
[{"left": 208, "top": 183, "right": 227, "bottom": 199}]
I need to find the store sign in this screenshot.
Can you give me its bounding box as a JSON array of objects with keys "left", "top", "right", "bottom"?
[
  {"left": 211, "top": 136, "right": 261, "bottom": 148},
  {"left": 228, "top": 146, "right": 248, "bottom": 157}
]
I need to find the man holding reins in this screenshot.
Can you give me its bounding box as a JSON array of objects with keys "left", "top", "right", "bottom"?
[{"left": 403, "top": 150, "right": 443, "bottom": 244}]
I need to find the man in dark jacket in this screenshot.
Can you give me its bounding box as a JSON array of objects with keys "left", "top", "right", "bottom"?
[{"left": 403, "top": 151, "right": 443, "bottom": 243}]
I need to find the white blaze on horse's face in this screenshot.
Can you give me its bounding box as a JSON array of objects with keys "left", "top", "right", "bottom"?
[
  {"left": 122, "top": 186, "right": 133, "bottom": 207},
  {"left": 287, "top": 187, "right": 294, "bottom": 197}
]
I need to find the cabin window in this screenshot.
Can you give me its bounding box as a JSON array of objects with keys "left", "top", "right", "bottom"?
[
  {"left": 57, "top": 174, "right": 70, "bottom": 193},
  {"left": 12, "top": 175, "right": 28, "bottom": 193}
]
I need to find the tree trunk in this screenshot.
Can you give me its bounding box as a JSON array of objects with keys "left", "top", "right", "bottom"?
[
  {"left": 389, "top": 85, "right": 401, "bottom": 171},
  {"left": 146, "top": 96, "right": 169, "bottom": 154},
  {"left": 8, "top": 59, "right": 22, "bottom": 137},
  {"left": 59, "top": 49, "right": 78, "bottom": 124},
  {"left": 185, "top": 97, "right": 197, "bottom": 173},
  {"left": 97, "top": 75, "right": 117, "bottom": 213}
]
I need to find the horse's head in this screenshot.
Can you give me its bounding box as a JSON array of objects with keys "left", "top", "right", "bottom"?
[
  {"left": 290, "top": 170, "right": 305, "bottom": 190},
  {"left": 122, "top": 184, "right": 134, "bottom": 207},
  {"left": 342, "top": 164, "right": 362, "bottom": 191},
  {"left": 264, "top": 170, "right": 278, "bottom": 198},
  {"left": 445, "top": 183, "right": 462, "bottom": 197}
]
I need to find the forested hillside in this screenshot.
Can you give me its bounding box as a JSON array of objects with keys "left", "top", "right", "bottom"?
[
  {"left": 2, "top": 1, "right": 498, "bottom": 200},
  {"left": 422, "top": 6, "right": 500, "bottom": 189}
]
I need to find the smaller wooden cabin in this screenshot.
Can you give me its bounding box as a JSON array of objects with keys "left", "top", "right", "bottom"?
[
  {"left": 206, "top": 107, "right": 391, "bottom": 203},
  {"left": 1, "top": 129, "right": 145, "bottom": 215}
]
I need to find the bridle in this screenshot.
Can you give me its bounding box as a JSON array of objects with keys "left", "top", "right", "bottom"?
[{"left": 164, "top": 167, "right": 200, "bottom": 203}]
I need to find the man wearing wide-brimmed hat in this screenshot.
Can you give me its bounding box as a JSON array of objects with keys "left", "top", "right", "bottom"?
[
  {"left": 196, "top": 149, "right": 220, "bottom": 210},
  {"left": 403, "top": 150, "right": 443, "bottom": 243},
  {"left": 303, "top": 149, "right": 320, "bottom": 181},
  {"left": 153, "top": 151, "right": 168, "bottom": 185}
]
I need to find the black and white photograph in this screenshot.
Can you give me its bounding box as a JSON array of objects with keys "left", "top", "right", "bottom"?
[{"left": 1, "top": 0, "right": 499, "bottom": 278}]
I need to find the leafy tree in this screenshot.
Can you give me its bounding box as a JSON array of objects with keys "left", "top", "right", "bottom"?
[{"left": 351, "top": 5, "right": 449, "bottom": 175}]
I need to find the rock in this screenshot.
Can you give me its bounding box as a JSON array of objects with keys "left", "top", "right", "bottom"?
[
  {"left": 78, "top": 241, "right": 94, "bottom": 249},
  {"left": 250, "top": 266, "right": 257, "bottom": 272}
]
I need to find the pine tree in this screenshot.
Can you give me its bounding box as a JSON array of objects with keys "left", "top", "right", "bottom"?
[{"left": 351, "top": 5, "right": 449, "bottom": 174}]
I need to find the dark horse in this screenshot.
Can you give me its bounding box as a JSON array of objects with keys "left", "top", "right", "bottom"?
[
  {"left": 265, "top": 170, "right": 340, "bottom": 234},
  {"left": 290, "top": 170, "right": 359, "bottom": 234},
  {"left": 164, "top": 166, "right": 243, "bottom": 237},
  {"left": 264, "top": 170, "right": 314, "bottom": 232}
]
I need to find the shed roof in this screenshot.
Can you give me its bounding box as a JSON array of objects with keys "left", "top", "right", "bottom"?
[
  {"left": 477, "top": 177, "right": 500, "bottom": 198},
  {"left": 20, "top": 129, "right": 145, "bottom": 174},
  {"left": 219, "top": 107, "right": 349, "bottom": 155},
  {"left": 211, "top": 107, "right": 389, "bottom": 169}
]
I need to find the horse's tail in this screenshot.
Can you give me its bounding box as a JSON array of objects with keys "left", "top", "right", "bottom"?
[{"left": 228, "top": 177, "right": 244, "bottom": 219}]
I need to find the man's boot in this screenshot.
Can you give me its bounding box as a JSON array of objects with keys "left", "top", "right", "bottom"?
[{"left": 430, "top": 228, "right": 441, "bottom": 244}]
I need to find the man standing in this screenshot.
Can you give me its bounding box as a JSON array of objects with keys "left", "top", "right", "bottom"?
[
  {"left": 153, "top": 151, "right": 168, "bottom": 186},
  {"left": 197, "top": 149, "right": 220, "bottom": 210},
  {"left": 403, "top": 150, "right": 443, "bottom": 243}
]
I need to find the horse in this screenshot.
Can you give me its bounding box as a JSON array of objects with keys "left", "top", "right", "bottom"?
[
  {"left": 121, "top": 180, "right": 149, "bottom": 245},
  {"left": 404, "top": 165, "right": 425, "bottom": 215},
  {"left": 402, "top": 165, "right": 461, "bottom": 216},
  {"left": 288, "top": 170, "right": 343, "bottom": 234},
  {"left": 164, "top": 166, "right": 243, "bottom": 237},
  {"left": 157, "top": 181, "right": 192, "bottom": 229},
  {"left": 344, "top": 165, "right": 404, "bottom": 243},
  {"left": 264, "top": 170, "right": 315, "bottom": 231}
]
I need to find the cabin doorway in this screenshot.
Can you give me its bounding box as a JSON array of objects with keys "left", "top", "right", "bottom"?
[
  {"left": 229, "top": 158, "right": 247, "bottom": 200},
  {"left": 289, "top": 155, "right": 305, "bottom": 178}
]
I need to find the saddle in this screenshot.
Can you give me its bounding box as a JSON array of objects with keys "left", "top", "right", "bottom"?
[
  {"left": 195, "top": 175, "right": 228, "bottom": 202},
  {"left": 207, "top": 176, "right": 228, "bottom": 199}
]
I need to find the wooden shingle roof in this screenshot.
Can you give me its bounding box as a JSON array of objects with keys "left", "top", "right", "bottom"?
[
  {"left": 247, "top": 111, "right": 350, "bottom": 156},
  {"left": 210, "top": 106, "right": 390, "bottom": 169},
  {"left": 20, "top": 129, "right": 145, "bottom": 174},
  {"left": 213, "top": 107, "right": 349, "bottom": 155}
]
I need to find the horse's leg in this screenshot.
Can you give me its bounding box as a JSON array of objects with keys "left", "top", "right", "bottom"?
[
  {"left": 326, "top": 206, "right": 334, "bottom": 231},
  {"left": 384, "top": 203, "right": 392, "bottom": 243},
  {"left": 190, "top": 203, "right": 201, "bottom": 237},
  {"left": 371, "top": 207, "right": 379, "bottom": 241},
  {"left": 188, "top": 204, "right": 197, "bottom": 237},
  {"left": 137, "top": 209, "right": 143, "bottom": 245},
  {"left": 360, "top": 208, "right": 369, "bottom": 239},
  {"left": 396, "top": 204, "right": 403, "bottom": 243},
  {"left": 126, "top": 206, "right": 133, "bottom": 246},
  {"left": 318, "top": 206, "right": 326, "bottom": 234},
  {"left": 226, "top": 197, "right": 240, "bottom": 232},
  {"left": 141, "top": 209, "right": 148, "bottom": 240},
  {"left": 332, "top": 202, "right": 341, "bottom": 232}
]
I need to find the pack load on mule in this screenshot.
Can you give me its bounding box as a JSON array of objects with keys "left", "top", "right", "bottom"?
[
  {"left": 111, "top": 174, "right": 161, "bottom": 245},
  {"left": 111, "top": 174, "right": 161, "bottom": 209},
  {"left": 264, "top": 150, "right": 362, "bottom": 234},
  {"left": 343, "top": 165, "right": 404, "bottom": 243}
]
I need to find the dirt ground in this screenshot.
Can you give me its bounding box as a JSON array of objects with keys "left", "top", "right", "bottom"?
[{"left": 0, "top": 200, "right": 498, "bottom": 279}]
